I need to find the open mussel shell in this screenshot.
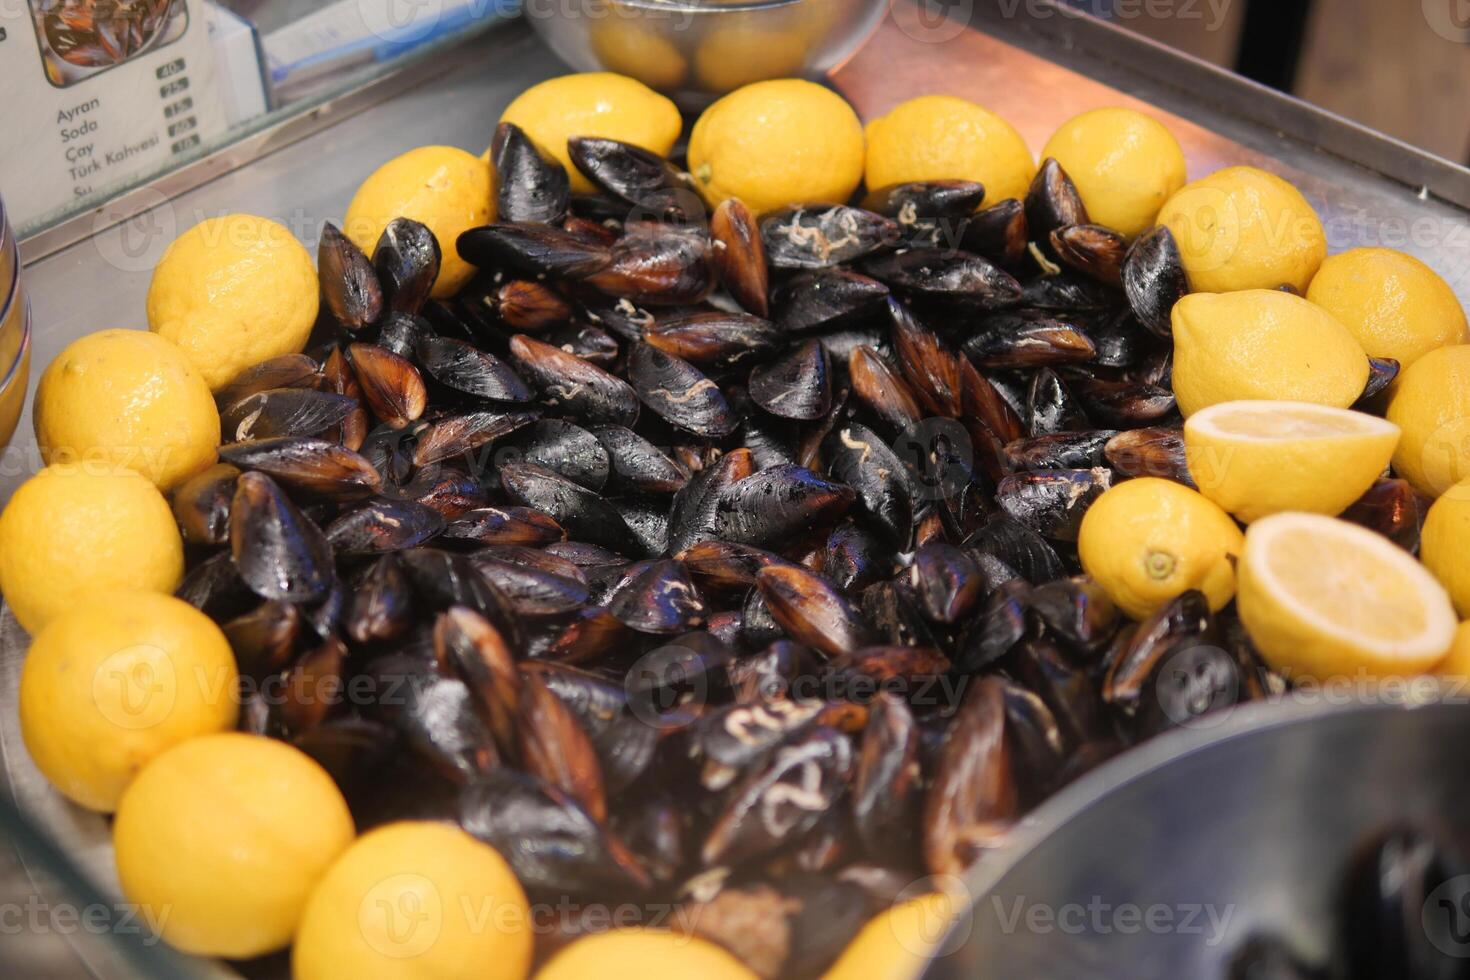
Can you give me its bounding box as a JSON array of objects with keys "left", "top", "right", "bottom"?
[
  {"left": 849, "top": 346, "right": 923, "bottom": 436},
  {"left": 216, "top": 354, "right": 322, "bottom": 411},
  {"left": 761, "top": 205, "right": 898, "bottom": 269},
  {"left": 318, "top": 221, "right": 382, "bottom": 330},
  {"left": 1050, "top": 224, "right": 1127, "bottom": 286},
  {"left": 221, "top": 387, "right": 358, "bottom": 443},
  {"left": 493, "top": 121, "right": 571, "bottom": 225}
]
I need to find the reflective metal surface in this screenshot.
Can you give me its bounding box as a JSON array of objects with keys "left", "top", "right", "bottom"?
[{"left": 928, "top": 699, "right": 1470, "bottom": 978}]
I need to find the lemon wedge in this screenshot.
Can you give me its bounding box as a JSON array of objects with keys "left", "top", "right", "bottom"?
[
  {"left": 1184, "top": 401, "right": 1400, "bottom": 523},
  {"left": 1237, "top": 513, "right": 1457, "bottom": 681}
]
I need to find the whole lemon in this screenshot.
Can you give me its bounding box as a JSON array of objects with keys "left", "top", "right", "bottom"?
[
  {"left": 343, "top": 145, "right": 493, "bottom": 299},
  {"left": 689, "top": 79, "right": 865, "bottom": 216},
  {"left": 864, "top": 95, "right": 1034, "bottom": 208},
  {"left": 824, "top": 890, "right": 966, "bottom": 980},
  {"left": 294, "top": 822, "right": 532, "bottom": 980},
  {"left": 34, "top": 328, "right": 219, "bottom": 490},
  {"left": 1157, "top": 166, "right": 1326, "bottom": 294},
  {"left": 1184, "top": 401, "right": 1400, "bottom": 524},
  {"left": 1306, "top": 247, "right": 1469, "bottom": 371},
  {"left": 147, "top": 215, "right": 319, "bottom": 391},
  {"left": 500, "top": 73, "right": 682, "bottom": 195},
  {"left": 1040, "top": 107, "right": 1187, "bottom": 238},
  {"left": 1170, "top": 290, "right": 1369, "bottom": 418},
  {"left": 113, "top": 733, "right": 354, "bottom": 958},
  {"left": 1421, "top": 477, "right": 1470, "bottom": 617},
  {"left": 0, "top": 464, "right": 184, "bottom": 635},
  {"left": 1387, "top": 344, "right": 1470, "bottom": 497},
  {"left": 19, "top": 591, "right": 237, "bottom": 812},
  {"left": 1079, "top": 477, "right": 1244, "bottom": 620},
  {"left": 535, "top": 929, "right": 756, "bottom": 980}
]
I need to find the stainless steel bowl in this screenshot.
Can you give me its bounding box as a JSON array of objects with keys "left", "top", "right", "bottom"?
[
  {"left": 926, "top": 699, "right": 1470, "bottom": 979},
  {"left": 524, "top": 0, "right": 893, "bottom": 103}
]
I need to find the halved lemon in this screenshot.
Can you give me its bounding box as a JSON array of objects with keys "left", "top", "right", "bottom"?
[
  {"left": 1184, "top": 401, "right": 1400, "bottom": 523},
  {"left": 1237, "top": 513, "right": 1457, "bottom": 681}
]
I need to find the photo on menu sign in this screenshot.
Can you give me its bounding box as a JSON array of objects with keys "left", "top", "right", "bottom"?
[{"left": 28, "top": 0, "right": 189, "bottom": 87}]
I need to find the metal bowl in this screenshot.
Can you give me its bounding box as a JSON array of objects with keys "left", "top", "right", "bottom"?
[
  {"left": 523, "top": 0, "right": 893, "bottom": 104},
  {"left": 926, "top": 699, "right": 1470, "bottom": 979}
]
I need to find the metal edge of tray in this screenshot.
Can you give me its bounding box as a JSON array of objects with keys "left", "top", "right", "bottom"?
[
  {"left": 965, "top": 0, "right": 1470, "bottom": 210},
  {"left": 925, "top": 694, "right": 1463, "bottom": 978},
  {"left": 16, "top": 19, "right": 515, "bottom": 267}
]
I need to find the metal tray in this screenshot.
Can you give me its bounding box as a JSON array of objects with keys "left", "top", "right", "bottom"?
[{"left": 4, "top": 4, "right": 1470, "bottom": 977}]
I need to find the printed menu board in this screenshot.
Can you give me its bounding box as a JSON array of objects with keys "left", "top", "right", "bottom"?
[{"left": 0, "top": 0, "right": 232, "bottom": 233}]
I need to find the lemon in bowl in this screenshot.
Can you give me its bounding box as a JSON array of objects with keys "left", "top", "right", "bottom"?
[
  {"left": 147, "top": 214, "right": 319, "bottom": 391},
  {"left": 1386, "top": 343, "right": 1470, "bottom": 497},
  {"left": 1184, "top": 401, "right": 1400, "bottom": 523}
]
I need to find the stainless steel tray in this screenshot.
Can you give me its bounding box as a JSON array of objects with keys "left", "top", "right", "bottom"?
[{"left": 4, "top": 4, "right": 1470, "bottom": 977}]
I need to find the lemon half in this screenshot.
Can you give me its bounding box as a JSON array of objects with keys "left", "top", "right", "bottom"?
[
  {"left": 1185, "top": 401, "right": 1400, "bottom": 523},
  {"left": 1237, "top": 512, "right": 1458, "bottom": 681}
]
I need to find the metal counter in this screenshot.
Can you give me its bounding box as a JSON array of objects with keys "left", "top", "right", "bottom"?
[{"left": 4, "top": 4, "right": 1470, "bottom": 977}]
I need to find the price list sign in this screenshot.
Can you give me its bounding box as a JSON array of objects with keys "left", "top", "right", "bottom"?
[{"left": 0, "top": 0, "right": 229, "bottom": 234}]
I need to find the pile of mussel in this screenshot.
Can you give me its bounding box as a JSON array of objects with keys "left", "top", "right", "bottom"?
[{"left": 176, "top": 125, "right": 1423, "bottom": 975}]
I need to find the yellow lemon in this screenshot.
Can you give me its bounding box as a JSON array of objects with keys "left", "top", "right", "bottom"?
[
  {"left": 1421, "top": 476, "right": 1470, "bottom": 618},
  {"left": 343, "top": 145, "right": 493, "bottom": 300},
  {"left": 693, "top": 26, "right": 810, "bottom": 93},
  {"left": 0, "top": 464, "right": 183, "bottom": 635},
  {"left": 823, "top": 890, "right": 966, "bottom": 980},
  {"left": 1040, "top": 107, "right": 1187, "bottom": 238},
  {"left": 864, "top": 95, "right": 1034, "bottom": 208},
  {"left": 535, "top": 929, "right": 757, "bottom": 980},
  {"left": 689, "top": 79, "right": 864, "bottom": 216},
  {"left": 34, "top": 328, "right": 219, "bottom": 490},
  {"left": 113, "top": 733, "right": 354, "bottom": 958},
  {"left": 1433, "top": 621, "right": 1470, "bottom": 686},
  {"left": 19, "top": 591, "right": 237, "bottom": 812},
  {"left": 1079, "top": 477, "right": 1244, "bottom": 621},
  {"left": 1184, "top": 401, "right": 1400, "bottom": 524},
  {"left": 294, "top": 821, "right": 532, "bottom": 980},
  {"left": 1386, "top": 344, "right": 1470, "bottom": 497},
  {"left": 1157, "top": 166, "right": 1327, "bottom": 294},
  {"left": 1237, "top": 512, "right": 1457, "bottom": 681},
  {"left": 1307, "top": 248, "right": 1468, "bottom": 371},
  {"left": 500, "top": 73, "right": 681, "bottom": 195},
  {"left": 589, "top": 19, "right": 689, "bottom": 91},
  {"left": 1170, "top": 290, "right": 1369, "bottom": 418},
  {"left": 147, "top": 215, "right": 319, "bottom": 391}
]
